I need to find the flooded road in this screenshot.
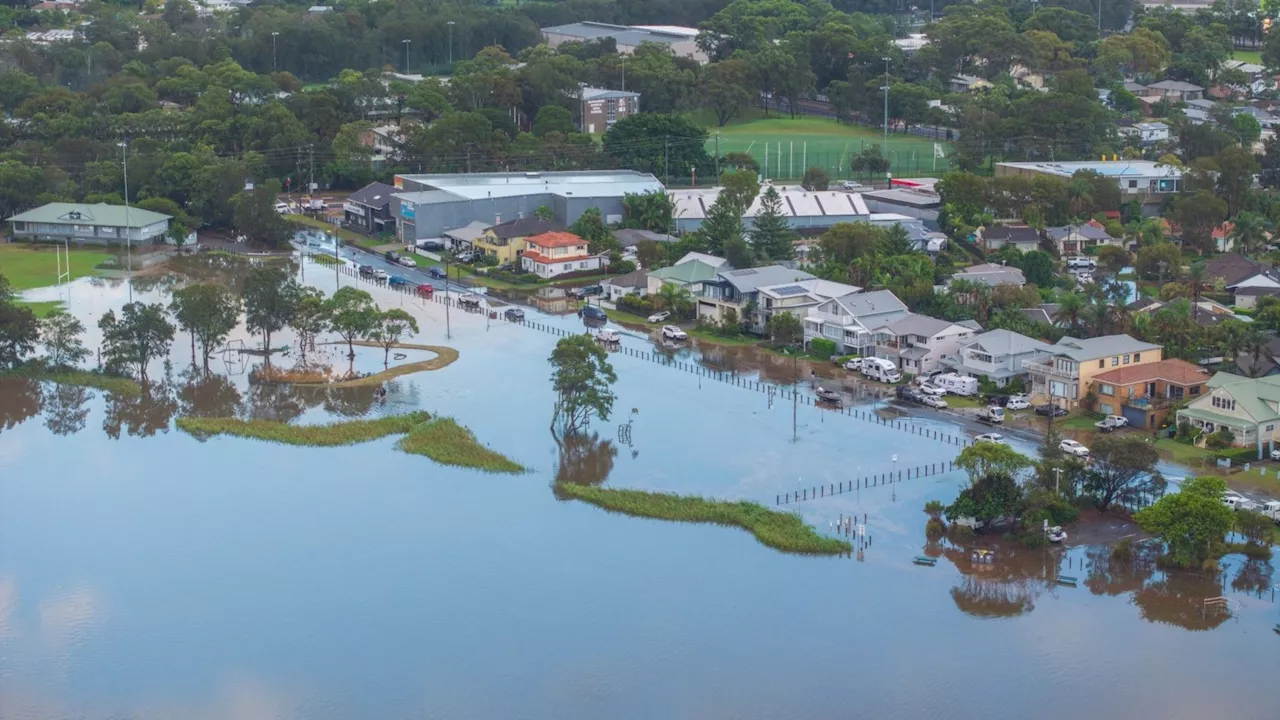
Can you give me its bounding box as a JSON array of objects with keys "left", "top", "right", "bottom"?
[{"left": 1, "top": 254, "right": 1277, "bottom": 719}]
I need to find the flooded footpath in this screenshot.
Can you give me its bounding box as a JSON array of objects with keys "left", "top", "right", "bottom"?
[{"left": 0, "top": 251, "right": 1277, "bottom": 720}]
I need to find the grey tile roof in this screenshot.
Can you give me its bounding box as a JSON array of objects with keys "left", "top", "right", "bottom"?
[
  {"left": 952, "top": 264, "right": 1026, "bottom": 287},
  {"left": 602, "top": 269, "right": 649, "bottom": 288},
  {"left": 900, "top": 346, "right": 930, "bottom": 360},
  {"left": 717, "top": 265, "right": 814, "bottom": 293},
  {"left": 1148, "top": 80, "right": 1204, "bottom": 92},
  {"left": 983, "top": 225, "right": 1039, "bottom": 243},
  {"left": 442, "top": 220, "right": 492, "bottom": 241},
  {"left": 1045, "top": 224, "right": 1112, "bottom": 241},
  {"left": 1050, "top": 334, "right": 1161, "bottom": 361}
]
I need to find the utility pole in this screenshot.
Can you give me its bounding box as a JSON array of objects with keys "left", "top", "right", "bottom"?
[
  {"left": 1054, "top": 467, "right": 1063, "bottom": 496},
  {"left": 119, "top": 138, "right": 132, "bottom": 302},
  {"left": 881, "top": 56, "right": 891, "bottom": 153},
  {"left": 308, "top": 144, "right": 315, "bottom": 200},
  {"left": 792, "top": 354, "right": 798, "bottom": 441},
  {"left": 621, "top": 53, "right": 626, "bottom": 92},
  {"left": 402, "top": 38, "right": 410, "bottom": 75},
  {"left": 714, "top": 132, "right": 720, "bottom": 177},
  {"left": 448, "top": 21, "right": 455, "bottom": 65},
  {"left": 444, "top": 252, "right": 452, "bottom": 340},
  {"left": 664, "top": 136, "right": 670, "bottom": 186},
  {"left": 272, "top": 32, "right": 279, "bottom": 71}
]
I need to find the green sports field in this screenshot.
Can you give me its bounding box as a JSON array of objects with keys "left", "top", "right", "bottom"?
[{"left": 697, "top": 113, "right": 954, "bottom": 181}]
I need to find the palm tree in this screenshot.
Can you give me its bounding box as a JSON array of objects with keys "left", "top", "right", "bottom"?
[
  {"left": 1229, "top": 212, "right": 1271, "bottom": 257},
  {"left": 1243, "top": 324, "right": 1269, "bottom": 377},
  {"left": 1057, "top": 292, "right": 1086, "bottom": 335},
  {"left": 1187, "top": 262, "right": 1206, "bottom": 309},
  {"left": 656, "top": 282, "right": 692, "bottom": 317}
]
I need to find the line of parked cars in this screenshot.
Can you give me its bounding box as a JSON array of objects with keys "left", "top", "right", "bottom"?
[{"left": 895, "top": 385, "right": 948, "bottom": 409}]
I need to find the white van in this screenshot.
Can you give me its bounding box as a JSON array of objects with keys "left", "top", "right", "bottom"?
[
  {"left": 934, "top": 373, "right": 978, "bottom": 396},
  {"left": 861, "top": 357, "right": 902, "bottom": 384}
]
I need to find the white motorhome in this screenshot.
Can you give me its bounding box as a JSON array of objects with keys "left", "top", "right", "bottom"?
[
  {"left": 934, "top": 373, "right": 978, "bottom": 396},
  {"left": 861, "top": 357, "right": 902, "bottom": 384}
]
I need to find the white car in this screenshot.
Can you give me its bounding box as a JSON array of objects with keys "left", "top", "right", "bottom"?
[
  {"left": 1223, "top": 491, "right": 1258, "bottom": 512},
  {"left": 397, "top": 256, "right": 417, "bottom": 268},
  {"left": 647, "top": 311, "right": 670, "bottom": 323},
  {"left": 1271, "top": 447, "right": 1280, "bottom": 461},
  {"left": 919, "top": 382, "right": 945, "bottom": 396},
  {"left": 1076, "top": 273, "right": 1094, "bottom": 285},
  {"left": 1059, "top": 439, "right": 1090, "bottom": 457},
  {"left": 841, "top": 180, "right": 864, "bottom": 190},
  {"left": 921, "top": 394, "right": 948, "bottom": 409},
  {"left": 974, "top": 433, "right": 1007, "bottom": 444},
  {"left": 1067, "top": 256, "right": 1096, "bottom": 269},
  {"left": 273, "top": 201, "right": 290, "bottom": 214},
  {"left": 371, "top": 268, "right": 389, "bottom": 281},
  {"left": 1006, "top": 396, "right": 1031, "bottom": 410},
  {"left": 661, "top": 325, "right": 687, "bottom": 341}
]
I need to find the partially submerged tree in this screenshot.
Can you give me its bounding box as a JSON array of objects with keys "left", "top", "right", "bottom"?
[
  {"left": 169, "top": 283, "right": 241, "bottom": 373},
  {"left": 290, "top": 287, "right": 330, "bottom": 361},
  {"left": 0, "top": 274, "right": 38, "bottom": 370},
  {"left": 98, "top": 302, "right": 175, "bottom": 383},
  {"left": 955, "top": 442, "right": 1034, "bottom": 484},
  {"left": 369, "top": 309, "right": 420, "bottom": 366},
  {"left": 38, "top": 309, "right": 89, "bottom": 368},
  {"left": 549, "top": 334, "right": 616, "bottom": 435},
  {"left": 325, "top": 286, "right": 378, "bottom": 358},
  {"left": 1083, "top": 434, "right": 1163, "bottom": 511},
  {"left": 1135, "top": 476, "right": 1234, "bottom": 568},
  {"left": 242, "top": 266, "right": 300, "bottom": 354}
]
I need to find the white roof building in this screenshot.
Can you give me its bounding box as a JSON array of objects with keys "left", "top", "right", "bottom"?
[{"left": 670, "top": 185, "right": 870, "bottom": 232}]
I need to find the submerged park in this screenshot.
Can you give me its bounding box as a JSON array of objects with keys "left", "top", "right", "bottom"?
[{"left": 0, "top": 238, "right": 1277, "bottom": 719}]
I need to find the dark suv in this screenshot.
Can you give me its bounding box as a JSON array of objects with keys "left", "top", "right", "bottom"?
[
  {"left": 384, "top": 251, "right": 400, "bottom": 263},
  {"left": 581, "top": 305, "right": 607, "bottom": 321}
]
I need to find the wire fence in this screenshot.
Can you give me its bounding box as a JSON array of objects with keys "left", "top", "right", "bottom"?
[{"left": 775, "top": 460, "right": 959, "bottom": 506}]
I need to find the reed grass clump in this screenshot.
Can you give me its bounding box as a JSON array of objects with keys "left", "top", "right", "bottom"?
[
  {"left": 396, "top": 418, "right": 524, "bottom": 474},
  {"left": 177, "top": 411, "right": 430, "bottom": 446},
  {"left": 555, "top": 484, "right": 851, "bottom": 555}
]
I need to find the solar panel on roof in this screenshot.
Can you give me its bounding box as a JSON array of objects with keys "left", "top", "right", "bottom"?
[{"left": 772, "top": 285, "right": 807, "bottom": 297}]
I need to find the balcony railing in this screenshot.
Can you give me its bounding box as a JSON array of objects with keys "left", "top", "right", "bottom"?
[
  {"left": 1123, "top": 396, "right": 1176, "bottom": 411},
  {"left": 1022, "top": 358, "right": 1079, "bottom": 379}
]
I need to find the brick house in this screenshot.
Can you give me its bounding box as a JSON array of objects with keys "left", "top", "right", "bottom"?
[{"left": 1091, "top": 358, "right": 1210, "bottom": 429}]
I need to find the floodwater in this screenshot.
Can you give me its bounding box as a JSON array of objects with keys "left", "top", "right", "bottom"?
[{"left": 1, "top": 253, "right": 1277, "bottom": 720}]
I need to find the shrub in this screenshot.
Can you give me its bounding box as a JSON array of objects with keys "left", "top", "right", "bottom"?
[
  {"left": 487, "top": 268, "right": 541, "bottom": 285},
  {"left": 617, "top": 294, "right": 655, "bottom": 316},
  {"left": 1205, "top": 427, "right": 1235, "bottom": 450},
  {"left": 809, "top": 338, "right": 837, "bottom": 359},
  {"left": 925, "top": 518, "right": 946, "bottom": 538}
]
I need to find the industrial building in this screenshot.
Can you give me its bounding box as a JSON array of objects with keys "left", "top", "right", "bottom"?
[
  {"left": 540, "top": 22, "right": 707, "bottom": 63},
  {"left": 669, "top": 185, "right": 870, "bottom": 234},
  {"left": 393, "top": 170, "right": 664, "bottom": 242},
  {"left": 994, "top": 160, "right": 1183, "bottom": 214}
]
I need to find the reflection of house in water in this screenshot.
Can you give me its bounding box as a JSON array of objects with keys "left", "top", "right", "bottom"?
[
  {"left": 942, "top": 540, "right": 1060, "bottom": 618},
  {"left": 524, "top": 287, "right": 576, "bottom": 315}
]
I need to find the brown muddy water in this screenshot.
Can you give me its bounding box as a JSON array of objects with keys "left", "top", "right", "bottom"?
[{"left": 0, "top": 252, "right": 1276, "bottom": 720}]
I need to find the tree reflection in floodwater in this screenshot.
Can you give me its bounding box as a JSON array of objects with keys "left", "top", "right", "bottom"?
[
  {"left": 240, "top": 381, "right": 312, "bottom": 423},
  {"left": 103, "top": 382, "right": 178, "bottom": 439},
  {"left": 941, "top": 537, "right": 1061, "bottom": 619},
  {"left": 177, "top": 369, "right": 243, "bottom": 418},
  {"left": 0, "top": 377, "right": 43, "bottom": 433},
  {"left": 551, "top": 431, "right": 618, "bottom": 500},
  {"left": 41, "top": 384, "right": 93, "bottom": 436},
  {"left": 1133, "top": 569, "right": 1231, "bottom": 631},
  {"left": 1084, "top": 543, "right": 1159, "bottom": 597},
  {"left": 1230, "top": 560, "right": 1274, "bottom": 597}
]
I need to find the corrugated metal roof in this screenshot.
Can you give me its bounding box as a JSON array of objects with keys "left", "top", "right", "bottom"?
[{"left": 8, "top": 202, "right": 170, "bottom": 227}]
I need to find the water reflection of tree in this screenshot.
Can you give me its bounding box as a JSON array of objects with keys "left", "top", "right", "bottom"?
[
  {"left": 551, "top": 432, "right": 617, "bottom": 499},
  {"left": 323, "top": 385, "right": 378, "bottom": 417},
  {"left": 103, "top": 383, "right": 178, "bottom": 439},
  {"left": 177, "top": 371, "right": 243, "bottom": 418},
  {"left": 0, "top": 377, "right": 43, "bottom": 433},
  {"left": 1133, "top": 570, "right": 1230, "bottom": 631},
  {"left": 240, "top": 382, "right": 314, "bottom": 423},
  {"left": 1084, "top": 543, "right": 1160, "bottom": 597},
  {"left": 42, "top": 384, "right": 93, "bottom": 436},
  {"left": 942, "top": 539, "right": 1059, "bottom": 619},
  {"left": 1230, "top": 560, "right": 1274, "bottom": 596}
]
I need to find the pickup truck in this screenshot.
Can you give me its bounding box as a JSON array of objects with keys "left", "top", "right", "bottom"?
[
  {"left": 978, "top": 406, "right": 1005, "bottom": 424},
  {"left": 1261, "top": 500, "right": 1280, "bottom": 522},
  {"left": 1095, "top": 415, "right": 1129, "bottom": 431}
]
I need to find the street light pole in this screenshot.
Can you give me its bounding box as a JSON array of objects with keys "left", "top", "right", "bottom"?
[
  {"left": 448, "top": 21, "right": 455, "bottom": 65},
  {"left": 119, "top": 139, "right": 132, "bottom": 302},
  {"left": 403, "top": 39, "right": 411, "bottom": 75},
  {"left": 1054, "top": 467, "right": 1063, "bottom": 496},
  {"left": 272, "top": 32, "right": 279, "bottom": 71},
  {"left": 881, "top": 56, "right": 891, "bottom": 173}
]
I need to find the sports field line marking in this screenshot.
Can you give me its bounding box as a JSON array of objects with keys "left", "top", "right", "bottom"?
[{"left": 744, "top": 140, "right": 755, "bottom": 153}]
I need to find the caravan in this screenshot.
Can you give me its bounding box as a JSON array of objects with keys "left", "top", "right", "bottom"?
[
  {"left": 861, "top": 357, "right": 902, "bottom": 384},
  {"left": 934, "top": 373, "right": 979, "bottom": 396}
]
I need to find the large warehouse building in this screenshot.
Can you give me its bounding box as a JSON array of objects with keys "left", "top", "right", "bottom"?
[{"left": 392, "top": 170, "right": 664, "bottom": 242}]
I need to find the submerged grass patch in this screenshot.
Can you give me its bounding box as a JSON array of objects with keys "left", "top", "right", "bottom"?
[
  {"left": 177, "top": 411, "right": 430, "bottom": 446},
  {"left": 555, "top": 484, "right": 851, "bottom": 555},
  {"left": 397, "top": 418, "right": 525, "bottom": 474},
  {"left": 2, "top": 363, "right": 141, "bottom": 396}
]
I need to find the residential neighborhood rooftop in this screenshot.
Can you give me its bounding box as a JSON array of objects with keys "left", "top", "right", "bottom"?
[
  {"left": 1093, "top": 358, "right": 1210, "bottom": 387},
  {"left": 1049, "top": 334, "right": 1162, "bottom": 361},
  {"left": 717, "top": 265, "right": 814, "bottom": 293}
]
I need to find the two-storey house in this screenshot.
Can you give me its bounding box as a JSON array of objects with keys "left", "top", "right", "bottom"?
[
  {"left": 754, "top": 278, "right": 861, "bottom": 335},
  {"left": 803, "top": 289, "right": 909, "bottom": 356},
  {"left": 646, "top": 252, "right": 729, "bottom": 297},
  {"left": 696, "top": 265, "right": 815, "bottom": 329},
  {"left": 343, "top": 182, "right": 397, "bottom": 235},
  {"left": 474, "top": 217, "right": 562, "bottom": 265},
  {"left": 520, "top": 231, "right": 602, "bottom": 279},
  {"left": 869, "top": 314, "right": 982, "bottom": 375},
  {"left": 1094, "top": 358, "right": 1209, "bottom": 429},
  {"left": 939, "top": 329, "right": 1053, "bottom": 388},
  {"left": 1177, "top": 372, "right": 1280, "bottom": 458},
  {"left": 1024, "top": 334, "right": 1164, "bottom": 409}
]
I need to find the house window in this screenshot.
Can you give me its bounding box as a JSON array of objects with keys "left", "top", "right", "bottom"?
[
  {"left": 1212, "top": 396, "right": 1236, "bottom": 411},
  {"left": 1133, "top": 353, "right": 1141, "bottom": 362},
  {"left": 972, "top": 352, "right": 992, "bottom": 363},
  {"left": 1098, "top": 360, "right": 1105, "bottom": 369},
  {"left": 1190, "top": 385, "right": 1201, "bottom": 396},
  {"left": 580, "top": 262, "right": 588, "bottom": 269},
  {"left": 1123, "top": 354, "right": 1130, "bottom": 364},
  {"left": 1267, "top": 424, "right": 1276, "bottom": 433},
  {"left": 1101, "top": 403, "right": 1113, "bottom": 415},
  {"left": 1112, "top": 356, "right": 1119, "bottom": 367},
  {"left": 1128, "top": 180, "right": 1138, "bottom": 189},
  {"left": 1099, "top": 384, "right": 1114, "bottom": 396},
  {"left": 563, "top": 263, "right": 572, "bottom": 270}
]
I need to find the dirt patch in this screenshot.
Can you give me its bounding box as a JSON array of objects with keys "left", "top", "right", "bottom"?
[
  {"left": 1064, "top": 507, "right": 1149, "bottom": 547},
  {"left": 308, "top": 341, "right": 459, "bottom": 388}
]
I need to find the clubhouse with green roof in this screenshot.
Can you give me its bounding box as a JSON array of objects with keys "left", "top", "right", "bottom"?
[
  {"left": 1177, "top": 371, "right": 1280, "bottom": 459},
  {"left": 7, "top": 202, "right": 171, "bottom": 246}
]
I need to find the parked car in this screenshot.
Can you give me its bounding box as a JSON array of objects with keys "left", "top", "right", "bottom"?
[
  {"left": 418, "top": 239, "right": 445, "bottom": 251},
  {"left": 581, "top": 305, "right": 607, "bottom": 321},
  {"left": 1271, "top": 447, "right": 1280, "bottom": 462},
  {"left": 896, "top": 385, "right": 923, "bottom": 403},
  {"left": 1035, "top": 404, "right": 1067, "bottom": 417},
  {"left": 978, "top": 406, "right": 1005, "bottom": 424},
  {"left": 1095, "top": 415, "right": 1129, "bottom": 431},
  {"left": 455, "top": 250, "right": 478, "bottom": 263},
  {"left": 594, "top": 327, "right": 621, "bottom": 343},
  {"left": 398, "top": 256, "right": 417, "bottom": 268},
  {"left": 371, "top": 268, "right": 388, "bottom": 281},
  {"left": 1067, "top": 256, "right": 1097, "bottom": 269},
  {"left": 1223, "top": 491, "right": 1258, "bottom": 512},
  {"left": 457, "top": 295, "right": 481, "bottom": 310},
  {"left": 841, "top": 180, "right": 864, "bottom": 190},
  {"left": 815, "top": 387, "right": 842, "bottom": 404},
  {"left": 843, "top": 357, "right": 864, "bottom": 372},
  {"left": 575, "top": 284, "right": 604, "bottom": 298},
  {"left": 920, "top": 394, "right": 948, "bottom": 409},
  {"left": 358, "top": 265, "right": 375, "bottom": 277},
  {"left": 384, "top": 251, "right": 400, "bottom": 263},
  {"left": 1059, "top": 439, "right": 1090, "bottom": 457},
  {"left": 918, "top": 382, "right": 945, "bottom": 396},
  {"left": 427, "top": 266, "right": 447, "bottom": 279},
  {"left": 661, "top": 325, "right": 687, "bottom": 341},
  {"left": 273, "top": 201, "right": 290, "bottom": 214},
  {"left": 1260, "top": 499, "right": 1280, "bottom": 521},
  {"left": 504, "top": 308, "right": 525, "bottom": 321},
  {"left": 1006, "top": 395, "right": 1031, "bottom": 410},
  {"left": 648, "top": 311, "right": 670, "bottom": 323},
  {"left": 388, "top": 275, "right": 412, "bottom": 288},
  {"left": 974, "top": 433, "right": 1007, "bottom": 444}
]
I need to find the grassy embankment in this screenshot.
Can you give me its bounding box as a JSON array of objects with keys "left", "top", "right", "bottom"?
[
  {"left": 2, "top": 362, "right": 142, "bottom": 395},
  {"left": 177, "top": 411, "right": 523, "bottom": 473},
  {"left": 556, "top": 483, "right": 851, "bottom": 555},
  {"left": 311, "top": 341, "right": 459, "bottom": 387},
  {"left": 396, "top": 417, "right": 525, "bottom": 473},
  {"left": 0, "top": 243, "right": 112, "bottom": 290}
]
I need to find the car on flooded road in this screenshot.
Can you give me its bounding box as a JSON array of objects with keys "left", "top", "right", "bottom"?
[
  {"left": 974, "top": 433, "right": 1007, "bottom": 444},
  {"left": 661, "top": 325, "right": 687, "bottom": 341},
  {"left": 1059, "top": 439, "right": 1090, "bottom": 457}
]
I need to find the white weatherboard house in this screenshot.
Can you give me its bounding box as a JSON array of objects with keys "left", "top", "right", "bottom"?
[
  {"left": 803, "top": 289, "right": 908, "bottom": 356},
  {"left": 870, "top": 314, "right": 982, "bottom": 375},
  {"left": 939, "top": 329, "right": 1053, "bottom": 387},
  {"left": 1176, "top": 372, "right": 1280, "bottom": 459}
]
